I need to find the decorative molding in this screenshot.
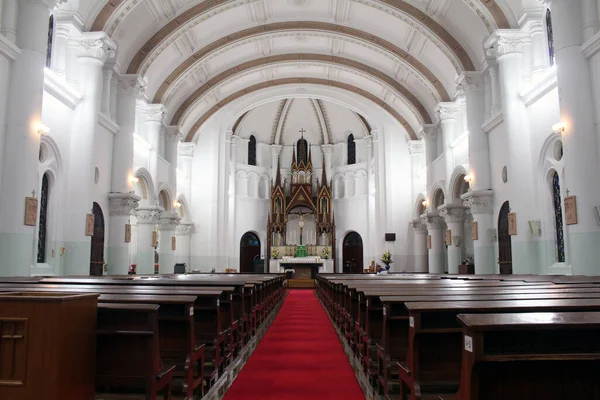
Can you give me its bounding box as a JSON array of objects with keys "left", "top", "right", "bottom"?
[
  {"left": 43, "top": 68, "right": 82, "bottom": 110},
  {"left": 482, "top": 111, "right": 504, "bottom": 133},
  {"left": 485, "top": 30, "right": 530, "bottom": 59},
  {"left": 116, "top": 74, "right": 147, "bottom": 97},
  {"left": 135, "top": 206, "right": 163, "bottom": 224},
  {"left": 165, "top": 126, "right": 182, "bottom": 142},
  {"left": 462, "top": 190, "right": 494, "bottom": 214},
  {"left": 0, "top": 34, "right": 20, "bottom": 61},
  {"left": 420, "top": 124, "right": 438, "bottom": 141},
  {"left": 436, "top": 102, "right": 462, "bottom": 121},
  {"left": 175, "top": 223, "right": 195, "bottom": 236},
  {"left": 75, "top": 33, "right": 117, "bottom": 63},
  {"left": 159, "top": 212, "right": 181, "bottom": 230},
  {"left": 98, "top": 113, "right": 120, "bottom": 134},
  {"left": 139, "top": 103, "right": 167, "bottom": 123},
  {"left": 411, "top": 219, "right": 428, "bottom": 234},
  {"left": 421, "top": 214, "right": 445, "bottom": 230},
  {"left": 456, "top": 71, "right": 485, "bottom": 94},
  {"left": 582, "top": 30, "right": 600, "bottom": 59},
  {"left": 179, "top": 142, "right": 196, "bottom": 157},
  {"left": 408, "top": 140, "right": 425, "bottom": 154},
  {"left": 521, "top": 68, "right": 557, "bottom": 106},
  {"left": 108, "top": 192, "right": 141, "bottom": 216},
  {"left": 439, "top": 204, "right": 467, "bottom": 223}
]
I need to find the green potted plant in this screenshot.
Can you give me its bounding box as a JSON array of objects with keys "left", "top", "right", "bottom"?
[
  {"left": 381, "top": 250, "right": 393, "bottom": 271},
  {"left": 322, "top": 246, "right": 331, "bottom": 259},
  {"left": 271, "top": 247, "right": 279, "bottom": 260}
]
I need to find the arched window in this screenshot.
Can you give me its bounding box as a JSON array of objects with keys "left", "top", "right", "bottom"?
[
  {"left": 297, "top": 138, "right": 308, "bottom": 164},
  {"left": 347, "top": 134, "right": 356, "bottom": 165},
  {"left": 37, "top": 173, "right": 50, "bottom": 263},
  {"left": 552, "top": 171, "right": 565, "bottom": 262},
  {"left": 46, "top": 15, "right": 54, "bottom": 68},
  {"left": 546, "top": 9, "right": 555, "bottom": 66},
  {"left": 248, "top": 135, "right": 256, "bottom": 166}
]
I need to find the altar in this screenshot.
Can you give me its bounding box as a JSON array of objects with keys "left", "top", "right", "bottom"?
[{"left": 269, "top": 256, "right": 334, "bottom": 276}]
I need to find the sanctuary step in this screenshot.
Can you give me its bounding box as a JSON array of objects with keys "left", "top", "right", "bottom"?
[{"left": 287, "top": 278, "right": 315, "bottom": 289}]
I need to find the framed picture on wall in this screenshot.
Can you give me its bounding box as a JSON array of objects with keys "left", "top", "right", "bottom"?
[
  {"left": 24, "top": 197, "right": 38, "bottom": 226},
  {"left": 564, "top": 196, "right": 578, "bottom": 225},
  {"left": 427, "top": 235, "right": 432, "bottom": 249},
  {"left": 172, "top": 236, "right": 177, "bottom": 251},
  {"left": 152, "top": 231, "right": 158, "bottom": 248},
  {"left": 445, "top": 230, "right": 452, "bottom": 246},
  {"left": 471, "top": 221, "right": 478, "bottom": 241},
  {"left": 125, "top": 224, "right": 132, "bottom": 243},
  {"left": 85, "top": 214, "right": 95, "bottom": 236},
  {"left": 508, "top": 212, "right": 517, "bottom": 235}
]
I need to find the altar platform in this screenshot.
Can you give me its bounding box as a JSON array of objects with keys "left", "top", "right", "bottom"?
[{"left": 269, "top": 256, "right": 334, "bottom": 276}]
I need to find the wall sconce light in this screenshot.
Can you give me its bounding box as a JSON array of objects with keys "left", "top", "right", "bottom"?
[
  {"left": 36, "top": 123, "right": 50, "bottom": 135},
  {"left": 552, "top": 122, "right": 565, "bottom": 133},
  {"left": 130, "top": 177, "right": 139, "bottom": 184},
  {"left": 422, "top": 200, "right": 429, "bottom": 207},
  {"left": 464, "top": 174, "right": 472, "bottom": 182},
  {"left": 173, "top": 201, "right": 182, "bottom": 208}
]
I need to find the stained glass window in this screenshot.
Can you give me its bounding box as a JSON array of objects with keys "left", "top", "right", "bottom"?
[
  {"left": 552, "top": 171, "right": 565, "bottom": 262},
  {"left": 348, "top": 134, "right": 356, "bottom": 165},
  {"left": 46, "top": 15, "right": 54, "bottom": 68},
  {"left": 546, "top": 9, "right": 555, "bottom": 66},
  {"left": 248, "top": 135, "right": 256, "bottom": 166},
  {"left": 37, "top": 173, "right": 49, "bottom": 263}
]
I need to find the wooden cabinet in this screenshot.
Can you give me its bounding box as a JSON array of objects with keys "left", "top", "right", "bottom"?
[
  {"left": 0, "top": 292, "right": 98, "bottom": 400},
  {"left": 458, "top": 264, "right": 475, "bottom": 274}
]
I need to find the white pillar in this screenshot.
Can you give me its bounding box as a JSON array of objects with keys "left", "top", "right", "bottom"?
[
  {"left": 178, "top": 142, "right": 195, "bottom": 201},
  {"left": 421, "top": 124, "right": 438, "bottom": 191},
  {"left": 107, "top": 193, "right": 139, "bottom": 275},
  {"left": 159, "top": 212, "right": 180, "bottom": 273},
  {"left": 528, "top": 16, "right": 550, "bottom": 82},
  {"left": 364, "top": 135, "right": 376, "bottom": 264},
  {"left": 463, "top": 191, "right": 496, "bottom": 274},
  {"left": 321, "top": 144, "right": 333, "bottom": 183},
  {"left": 175, "top": 223, "right": 194, "bottom": 268},
  {"left": 486, "top": 31, "right": 539, "bottom": 274},
  {"left": 408, "top": 140, "right": 426, "bottom": 202},
  {"left": 62, "top": 33, "right": 115, "bottom": 275},
  {"left": 488, "top": 63, "right": 501, "bottom": 116},
  {"left": 51, "top": 20, "right": 69, "bottom": 78},
  {"left": 423, "top": 214, "right": 444, "bottom": 274},
  {"left": 437, "top": 103, "right": 461, "bottom": 185},
  {"left": 0, "top": 0, "right": 55, "bottom": 276},
  {"left": 101, "top": 66, "right": 113, "bottom": 117},
  {"left": 165, "top": 126, "right": 181, "bottom": 192},
  {"left": 411, "top": 220, "right": 428, "bottom": 272},
  {"left": 135, "top": 207, "right": 161, "bottom": 274},
  {"left": 142, "top": 104, "right": 166, "bottom": 188},
  {"left": 550, "top": 0, "right": 600, "bottom": 275},
  {"left": 271, "top": 144, "right": 282, "bottom": 179},
  {"left": 440, "top": 205, "right": 466, "bottom": 274}
]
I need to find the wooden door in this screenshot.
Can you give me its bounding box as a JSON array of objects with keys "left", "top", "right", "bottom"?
[
  {"left": 343, "top": 232, "right": 363, "bottom": 273},
  {"left": 240, "top": 232, "right": 260, "bottom": 273},
  {"left": 90, "top": 202, "right": 105, "bottom": 276},
  {"left": 498, "top": 201, "right": 513, "bottom": 275}
]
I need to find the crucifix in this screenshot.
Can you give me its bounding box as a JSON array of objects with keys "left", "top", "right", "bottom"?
[
  {"left": 0, "top": 321, "right": 25, "bottom": 378},
  {"left": 299, "top": 128, "right": 306, "bottom": 137},
  {"left": 298, "top": 213, "right": 305, "bottom": 245}
]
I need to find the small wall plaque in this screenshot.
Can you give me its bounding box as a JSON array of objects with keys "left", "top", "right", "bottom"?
[
  {"left": 172, "top": 236, "right": 177, "bottom": 251},
  {"left": 427, "top": 235, "right": 432, "bottom": 249},
  {"left": 471, "top": 221, "right": 478, "bottom": 241},
  {"left": 445, "top": 230, "right": 452, "bottom": 246},
  {"left": 125, "top": 224, "right": 132, "bottom": 243},
  {"left": 24, "top": 197, "right": 38, "bottom": 226},
  {"left": 152, "top": 231, "right": 158, "bottom": 248},
  {"left": 85, "top": 214, "right": 95, "bottom": 236},
  {"left": 564, "top": 196, "right": 578, "bottom": 225},
  {"left": 508, "top": 212, "right": 517, "bottom": 235}
]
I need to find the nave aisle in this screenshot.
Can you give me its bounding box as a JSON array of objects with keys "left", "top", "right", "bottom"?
[{"left": 223, "top": 290, "right": 365, "bottom": 399}]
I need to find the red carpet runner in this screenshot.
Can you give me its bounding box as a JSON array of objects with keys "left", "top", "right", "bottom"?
[{"left": 223, "top": 289, "right": 365, "bottom": 400}]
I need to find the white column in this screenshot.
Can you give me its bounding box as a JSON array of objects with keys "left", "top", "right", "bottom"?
[
  {"left": 550, "top": 0, "right": 600, "bottom": 275},
  {"left": 421, "top": 124, "right": 438, "bottom": 191},
  {"left": 175, "top": 223, "right": 194, "bottom": 268},
  {"left": 62, "top": 33, "right": 115, "bottom": 275},
  {"left": 107, "top": 193, "right": 139, "bottom": 275},
  {"left": 408, "top": 140, "right": 426, "bottom": 202},
  {"left": 437, "top": 103, "right": 461, "bottom": 185},
  {"left": 411, "top": 220, "right": 428, "bottom": 272},
  {"left": 51, "top": 20, "right": 69, "bottom": 78},
  {"left": 178, "top": 142, "right": 195, "bottom": 201},
  {"left": 165, "top": 126, "right": 181, "bottom": 192},
  {"left": 135, "top": 207, "right": 161, "bottom": 274},
  {"left": 488, "top": 63, "right": 501, "bottom": 116},
  {"left": 528, "top": 16, "right": 550, "bottom": 82},
  {"left": 321, "top": 144, "right": 333, "bottom": 183},
  {"left": 142, "top": 104, "right": 166, "bottom": 188},
  {"left": 364, "top": 135, "right": 376, "bottom": 264},
  {"left": 423, "top": 214, "right": 444, "bottom": 274},
  {"left": 101, "top": 66, "right": 113, "bottom": 117},
  {"left": 440, "top": 205, "right": 466, "bottom": 274},
  {"left": 463, "top": 191, "right": 496, "bottom": 274},
  {"left": 158, "top": 212, "right": 180, "bottom": 273},
  {"left": 486, "top": 31, "right": 539, "bottom": 274},
  {"left": 271, "top": 144, "right": 282, "bottom": 179},
  {"left": 0, "top": 0, "right": 55, "bottom": 276}
]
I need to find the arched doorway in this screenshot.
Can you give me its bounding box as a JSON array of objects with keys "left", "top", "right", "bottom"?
[
  {"left": 240, "top": 232, "right": 260, "bottom": 273},
  {"left": 90, "top": 202, "right": 105, "bottom": 276},
  {"left": 498, "top": 201, "right": 513, "bottom": 275},
  {"left": 343, "top": 232, "right": 363, "bottom": 273}
]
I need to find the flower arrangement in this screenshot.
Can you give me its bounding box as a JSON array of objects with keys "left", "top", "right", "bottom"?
[
  {"left": 322, "top": 246, "right": 331, "bottom": 259},
  {"left": 271, "top": 247, "right": 280, "bottom": 259},
  {"left": 381, "top": 250, "right": 393, "bottom": 266}
]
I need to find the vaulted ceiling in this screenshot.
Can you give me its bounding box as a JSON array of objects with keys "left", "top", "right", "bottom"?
[{"left": 63, "top": 0, "right": 526, "bottom": 142}]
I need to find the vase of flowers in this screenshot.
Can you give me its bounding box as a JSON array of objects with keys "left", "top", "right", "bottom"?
[
  {"left": 381, "top": 250, "right": 393, "bottom": 271},
  {"left": 271, "top": 247, "right": 279, "bottom": 260},
  {"left": 322, "top": 246, "right": 331, "bottom": 259}
]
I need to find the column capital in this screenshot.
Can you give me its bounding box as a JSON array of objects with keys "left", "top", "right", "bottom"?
[
  {"left": 139, "top": 103, "right": 167, "bottom": 123},
  {"left": 436, "top": 102, "right": 462, "bottom": 122},
  {"left": 421, "top": 214, "right": 445, "bottom": 230},
  {"left": 271, "top": 144, "right": 283, "bottom": 156},
  {"left": 408, "top": 140, "right": 425, "bottom": 154},
  {"left": 419, "top": 124, "right": 438, "bottom": 141},
  {"left": 176, "top": 223, "right": 195, "bottom": 236},
  {"left": 108, "top": 193, "right": 141, "bottom": 216},
  {"left": 456, "top": 72, "right": 486, "bottom": 94},
  {"left": 320, "top": 143, "right": 333, "bottom": 153},
  {"left": 165, "top": 126, "right": 182, "bottom": 142},
  {"left": 484, "top": 30, "right": 530, "bottom": 59},
  {"left": 74, "top": 32, "right": 116, "bottom": 63},
  {"left": 439, "top": 204, "right": 467, "bottom": 223},
  {"left": 411, "top": 220, "right": 428, "bottom": 234},
  {"left": 462, "top": 190, "right": 494, "bottom": 214},
  {"left": 179, "top": 142, "right": 195, "bottom": 157},
  {"left": 116, "top": 74, "right": 147, "bottom": 98},
  {"left": 159, "top": 212, "right": 181, "bottom": 230},
  {"left": 135, "top": 206, "right": 164, "bottom": 225},
  {"left": 370, "top": 130, "right": 380, "bottom": 142}
]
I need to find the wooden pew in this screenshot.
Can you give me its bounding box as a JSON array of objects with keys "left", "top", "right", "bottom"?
[
  {"left": 456, "top": 312, "right": 600, "bottom": 400},
  {"left": 95, "top": 303, "right": 176, "bottom": 399},
  {"left": 398, "top": 298, "right": 600, "bottom": 400}
]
